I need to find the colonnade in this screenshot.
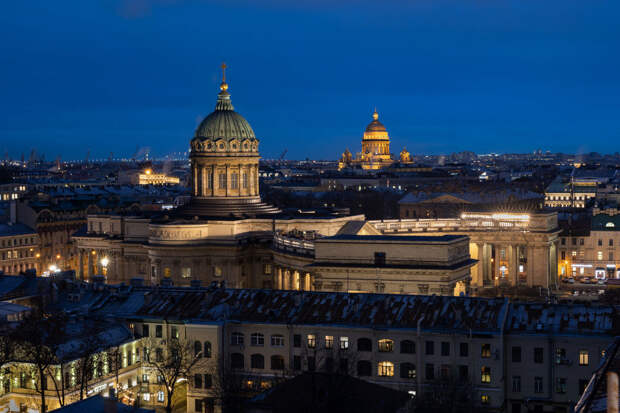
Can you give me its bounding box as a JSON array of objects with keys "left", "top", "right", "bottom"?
[
  {"left": 76, "top": 248, "right": 109, "bottom": 280},
  {"left": 272, "top": 265, "right": 313, "bottom": 291},
  {"left": 192, "top": 162, "right": 259, "bottom": 198},
  {"left": 470, "top": 241, "right": 557, "bottom": 288}
]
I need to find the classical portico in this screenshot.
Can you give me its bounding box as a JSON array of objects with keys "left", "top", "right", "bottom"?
[{"left": 370, "top": 212, "right": 560, "bottom": 289}]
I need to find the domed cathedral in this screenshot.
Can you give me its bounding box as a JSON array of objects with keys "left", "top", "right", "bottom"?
[
  {"left": 338, "top": 109, "right": 411, "bottom": 170},
  {"left": 182, "top": 63, "right": 279, "bottom": 217}
]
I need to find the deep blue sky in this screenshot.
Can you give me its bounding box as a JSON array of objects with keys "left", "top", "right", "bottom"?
[{"left": 1, "top": 0, "right": 619, "bottom": 160}]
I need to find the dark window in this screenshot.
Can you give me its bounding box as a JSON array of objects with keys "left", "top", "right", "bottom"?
[
  {"left": 458, "top": 365, "right": 468, "bottom": 381},
  {"left": 231, "top": 353, "right": 244, "bottom": 369},
  {"left": 204, "top": 341, "right": 212, "bottom": 358},
  {"left": 357, "top": 360, "right": 372, "bottom": 376},
  {"left": 610, "top": 239, "right": 614, "bottom": 247},
  {"left": 142, "top": 324, "right": 149, "bottom": 337},
  {"left": 251, "top": 354, "right": 264, "bottom": 369},
  {"left": 374, "top": 252, "right": 386, "bottom": 266},
  {"left": 195, "top": 400, "right": 202, "bottom": 413},
  {"left": 534, "top": 377, "right": 543, "bottom": 393},
  {"left": 561, "top": 251, "right": 566, "bottom": 260},
  {"left": 512, "top": 346, "right": 522, "bottom": 363},
  {"left": 512, "top": 403, "right": 521, "bottom": 413},
  {"left": 572, "top": 238, "right": 576, "bottom": 246},
  {"left": 293, "top": 355, "right": 301, "bottom": 370},
  {"left": 307, "top": 357, "right": 316, "bottom": 372},
  {"left": 579, "top": 379, "right": 589, "bottom": 394},
  {"left": 400, "top": 363, "right": 416, "bottom": 379},
  {"left": 441, "top": 342, "right": 450, "bottom": 356},
  {"left": 339, "top": 358, "right": 348, "bottom": 374},
  {"left": 481, "top": 343, "right": 491, "bottom": 358},
  {"left": 534, "top": 347, "right": 544, "bottom": 363},
  {"left": 460, "top": 342, "right": 468, "bottom": 357},
  {"left": 271, "top": 355, "right": 285, "bottom": 370},
  {"left": 425, "top": 364, "right": 434, "bottom": 380},
  {"left": 425, "top": 341, "right": 434, "bottom": 355},
  {"left": 156, "top": 348, "right": 163, "bottom": 362},
  {"left": 155, "top": 325, "right": 162, "bottom": 338},
  {"left": 324, "top": 357, "right": 334, "bottom": 373},
  {"left": 401, "top": 340, "right": 415, "bottom": 354},
  {"left": 293, "top": 334, "right": 301, "bottom": 348},
  {"left": 194, "top": 341, "right": 202, "bottom": 357},
  {"left": 204, "top": 374, "right": 212, "bottom": 389},
  {"left": 561, "top": 238, "right": 566, "bottom": 245},
  {"left": 194, "top": 374, "right": 202, "bottom": 389},
  {"left": 358, "top": 338, "right": 372, "bottom": 352},
  {"left": 512, "top": 375, "right": 521, "bottom": 392}
]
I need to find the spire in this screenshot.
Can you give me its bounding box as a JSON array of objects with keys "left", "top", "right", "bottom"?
[
  {"left": 216, "top": 62, "right": 234, "bottom": 111},
  {"left": 372, "top": 107, "right": 379, "bottom": 121}
]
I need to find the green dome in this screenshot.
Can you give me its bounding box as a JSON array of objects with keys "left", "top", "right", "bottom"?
[{"left": 194, "top": 85, "right": 256, "bottom": 141}]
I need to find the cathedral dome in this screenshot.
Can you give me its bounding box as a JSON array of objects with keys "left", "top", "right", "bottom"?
[
  {"left": 194, "top": 85, "right": 256, "bottom": 142},
  {"left": 363, "top": 109, "right": 389, "bottom": 140}
]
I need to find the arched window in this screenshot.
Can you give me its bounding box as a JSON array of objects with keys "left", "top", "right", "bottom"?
[
  {"left": 230, "top": 353, "right": 244, "bottom": 369},
  {"left": 400, "top": 363, "right": 416, "bottom": 379},
  {"left": 357, "top": 338, "right": 372, "bottom": 352},
  {"left": 251, "top": 354, "right": 264, "bottom": 369},
  {"left": 271, "top": 355, "right": 285, "bottom": 370},
  {"left": 251, "top": 333, "right": 264, "bottom": 346},
  {"left": 378, "top": 361, "right": 394, "bottom": 377},
  {"left": 194, "top": 341, "right": 202, "bottom": 357},
  {"left": 401, "top": 340, "right": 416, "bottom": 354},
  {"left": 203, "top": 341, "right": 212, "bottom": 358},
  {"left": 378, "top": 339, "right": 394, "bottom": 352},
  {"left": 357, "top": 360, "right": 372, "bottom": 376},
  {"left": 231, "top": 332, "right": 244, "bottom": 345}
]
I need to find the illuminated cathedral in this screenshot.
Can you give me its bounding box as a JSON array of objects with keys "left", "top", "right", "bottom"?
[{"left": 338, "top": 109, "right": 412, "bottom": 170}]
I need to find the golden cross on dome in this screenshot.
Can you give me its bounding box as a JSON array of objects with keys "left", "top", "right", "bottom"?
[{"left": 221, "top": 62, "right": 227, "bottom": 82}]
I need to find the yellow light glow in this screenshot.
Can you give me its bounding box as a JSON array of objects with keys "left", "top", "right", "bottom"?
[
  {"left": 35, "top": 253, "right": 40, "bottom": 258},
  {"left": 100, "top": 257, "right": 109, "bottom": 267},
  {"left": 56, "top": 254, "right": 61, "bottom": 259},
  {"left": 91, "top": 250, "right": 96, "bottom": 255},
  {"left": 145, "top": 169, "right": 152, "bottom": 175}
]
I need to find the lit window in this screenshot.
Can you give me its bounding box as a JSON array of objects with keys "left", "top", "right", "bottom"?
[
  {"left": 378, "top": 339, "right": 394, "bottom": 352},
  {"left": 143, "top": 393, "right": 150, "bottom": 401},
  {"left": 572, "top": 251, "right": 577, "bottom": 257},
  {"left": 214, "top": 266, "right": 222, "bottom": 277},
  {"left": 263, "top": 264, "right": 272, "bottom": 275},
  {"left": 598, "top": 251, "right": 603, "bottom": 260},
  {"left": 242, "top": 173, "right": 249, "bottom": 189},
  {"left": 481, "top": 366, "right": 491, "bottom": 383},
  {"left": 481, "top": 344, "right": 491, "bottom": 358},
  {"left": 579, "top": 350, "right": 589, "bottom": 366},
  {"left": 218, "top": 173, "right": 226, "bottom": 189},
  {"left": 307, "top": 334, "right": 316, "bottom": 349},
  {"left": 378, "top": 361, "right": 394, "bottom": 377},
  {"left": 230, "top": 173, "right": 239, "bottom": 190},
  {"left": 340, "top": 336, "right": 349, "bottom": 350},
  {"left": 481, "top": 395, "right": 489, "bottom": 405},
  {"left": 251, "top": 333, "right": 264, "bottom": 346},
  {"left": 181, "top": 267, "right": 191, "bottom": 278},
  {"left": 157, "top": 391, "right": 164, "bottom": 402},
  {"left": 325, "top": 336, "right": 334, "bottom": 349}
]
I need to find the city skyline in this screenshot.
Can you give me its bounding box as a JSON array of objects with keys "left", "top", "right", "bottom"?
[{"left": 2, "top": 0, "right": 620, "bottom": 160}]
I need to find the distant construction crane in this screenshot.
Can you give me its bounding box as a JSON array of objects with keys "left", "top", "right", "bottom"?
[{"left": 278, "top": 149, "right": 287, "bottom": 161}]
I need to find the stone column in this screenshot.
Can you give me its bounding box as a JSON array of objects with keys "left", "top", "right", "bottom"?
[
  {"left": 470, "top": 243, "right": 482, "bottom": 287},
  {"left": 482, "top": 243, "right": 492, "bottom": 286},
  {"left": 508, "top": 244, "right": 518, "bottom": 286},
  {"left": 254, "top": 165, "right": 259, "bottom": 195},
  {"left": 193, "top": 164, "right": 198, "bottom": 196},
  {"left": 201, "top": 167, "right": 207, "bottom": 196},
  {"left": 78, "top": 250, "right": 84, "bottom": 281},
  {"left": 526, "top": 247, "right": 535, "bottom": 287},
  {"left": 87, "top": 251, "right": 93, "bottom": 279},
  {"left": 293, "top": 271, "right": 300, "bottom": 290},
  {"left": 305, "top": 273, "right": 312, "bottom": 291}
]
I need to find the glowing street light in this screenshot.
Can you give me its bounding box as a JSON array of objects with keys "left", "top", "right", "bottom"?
[{"left": 101, "top": 257, "right": 110, "bottom": 267}]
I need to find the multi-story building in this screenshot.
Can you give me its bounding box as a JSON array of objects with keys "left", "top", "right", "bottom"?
[
  {"left": 558, "top": 211, "right": 620, "bottom": 279},
  {"left": 272, "top": 230, "right": 474, "bottom": 296},
  {"left": 44, "top": 283, "right": 618, "bottom": 413},
  {"left": 0, "top": 222, "right": 38, "bottom": 274}
]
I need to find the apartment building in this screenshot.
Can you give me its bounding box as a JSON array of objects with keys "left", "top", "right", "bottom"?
[{"left": 52, "top": 283, "right": 616, "bottom": 413}]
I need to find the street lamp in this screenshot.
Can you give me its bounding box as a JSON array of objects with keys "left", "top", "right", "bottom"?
[{"left": 101, "top": 257, "right": 110, "bottom": 267}]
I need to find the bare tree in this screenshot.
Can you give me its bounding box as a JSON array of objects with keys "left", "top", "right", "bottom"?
[
  {"left": 12, "top": 313, "right": 63, "bottom": 413},
  {"left": 144, "top": 337, "right": 202, "bottom": 413}
]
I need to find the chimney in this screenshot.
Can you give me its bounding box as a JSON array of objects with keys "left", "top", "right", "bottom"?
[
  {"left": 130, "top": 277, "right": 144, "bottom": 287},
  {"left": 103, "top": 397, "right": 118, "bottom": 413},
  {"left": 9, "top": 201, "right": 16, "bottom": 224}
]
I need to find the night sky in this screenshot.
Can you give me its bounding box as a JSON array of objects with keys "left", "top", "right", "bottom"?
[{"left": 1, "top": 0, "right": 619, "bottom": 160}]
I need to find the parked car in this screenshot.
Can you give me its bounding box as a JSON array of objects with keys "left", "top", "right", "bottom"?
[{"left": 567, "top": 277, "right": 575, "bottom": 284}]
